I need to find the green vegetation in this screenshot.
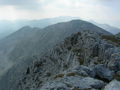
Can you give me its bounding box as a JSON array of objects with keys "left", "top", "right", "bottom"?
[
  {"left": 78, "top": 58, "right": 84, "bottom": 65},
  {"left": 45, "top": 72, "right": 51, "bottom": 77},
  {"left": 72, "top": 48, "right": 82, "bottom": 53},
  {"left": 114, "top": 75, "right": 120, "bottom": 81},
  {"left": 102, "top": 35, "right": 120, "bottom": 46},
  {"left": 72, "top": 87, "right": 80, "bottom": 90},
  {"left": 67, "top": 46, "right": 72, "bottom": 50},
  {"left": 72, "top": 87, "right": 91, "bottom": 90},
  {"left": 54, "top": 74, "right": 64, "bottom": 79},
  {"left": 64, "top": 83, "right": 72, "bottom": 88},
  {"left": 66, "top": 72, "right": 76, "bottom": 76}
]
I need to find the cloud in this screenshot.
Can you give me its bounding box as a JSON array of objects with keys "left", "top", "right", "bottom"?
[
  {"left": 0, "top": 0, "right": 38, "bottom": 6},
  {"left": 0, "top": 0, "right": 120, "bottom": 27},
  {"left": 0, "top": 0, "right": 42, "bottom": 10}
]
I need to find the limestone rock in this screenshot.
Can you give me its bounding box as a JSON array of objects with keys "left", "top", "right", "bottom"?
[
  {"left": 41, "top": 76, "right": 105, "bottom": 90},
  {"left": 104, "top": 80, "right": 120, "bottom": 90},
  {"left": 94, "top": 64, "right": 114, "bottom": 81}
]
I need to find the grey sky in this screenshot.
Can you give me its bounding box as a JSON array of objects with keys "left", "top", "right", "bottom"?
[{"left": 0, "top": 0, "right": 120, "bottom": 27}]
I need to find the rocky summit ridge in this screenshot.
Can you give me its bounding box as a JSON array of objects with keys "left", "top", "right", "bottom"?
[{"left": 13, "top": 30, "right": 120, "bottom": 90}]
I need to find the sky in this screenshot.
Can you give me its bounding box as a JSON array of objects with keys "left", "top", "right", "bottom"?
[{"left": 0, "top": 0, "right": 120, "bottom": 27}]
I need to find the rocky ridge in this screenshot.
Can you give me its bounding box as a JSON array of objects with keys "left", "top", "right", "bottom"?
[
  {"left": 0, "top": 20, "right": 113, "bottom": 90},
  {"left": 13, "top": 30, "right": 120, "bottom": 90},
  {"left": 0, "top": 20, "right": 111, "bottom": 77}
]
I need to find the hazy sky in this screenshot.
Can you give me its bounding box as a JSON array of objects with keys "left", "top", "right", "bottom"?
[{"left": 0, "top": 0, "right": 120, "bottom": 27}]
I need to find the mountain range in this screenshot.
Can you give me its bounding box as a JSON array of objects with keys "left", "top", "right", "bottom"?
[
  {"left": 0, "top": 16, "right": 120, "bottom": 40},
  {"left": 0, "top": 16, "right": 78, "bottom": 39}
]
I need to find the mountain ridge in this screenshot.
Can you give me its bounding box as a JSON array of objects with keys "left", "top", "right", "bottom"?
[
  {"left": 0, "top": 20, "right": 113, "bottom": 90},
  {"left": 10, "top": 30, "right": 120, "bottom": 90}
]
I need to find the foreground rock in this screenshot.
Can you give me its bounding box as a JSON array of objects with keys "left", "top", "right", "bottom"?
[
  {"left": 41, "top": 76, "right": 105, "bottom": 90},
  {"left": 94, "top": 64, "right": 114, "bottom": 81},
  {"left": 104, "top": 80, "right": 120, "bottom": 90}
]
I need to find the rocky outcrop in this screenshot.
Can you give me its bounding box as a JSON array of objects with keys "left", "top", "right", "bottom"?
[
  {"left": 41, "top": 76, "right": 105, "bottom": 90},
  {"left": 104, "top": 80, "right": 120, "bottom": 90},
  {"left": 8, "top": 30, "right": 120, "bottom": 90},
  {"left": 0, "top": 20, "right": 113, "bottom": 90},
  {"left": 93, "top": 64, "right": 114, "bottom": 81}
]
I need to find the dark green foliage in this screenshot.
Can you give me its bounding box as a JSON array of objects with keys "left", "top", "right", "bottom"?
[
  {"left": 54, "top": 74, "right": 64, "bottom": 79},
  {"left": 67, "top": 46, "right": 72, "bottom": 50},
  {"left": 78, "top": 58, "right": 84, "bottom": 65},
  {"left": 72, "top": 87, "right": 80, "bottom": 90},
  {"left": 66, "top": 72, "right": 76, "bottom": 76},
  {"left": 72, "top": 48, "right": 82, "bottom": 53},
  {"left": 26, "top": 67, "right": 30, "bottom": 74},
  {"left": 45, "top": 72, "right": 51, "bottom": 77},
  {"left": 114, "top": 75, "right": 120, "bottom": 81}
]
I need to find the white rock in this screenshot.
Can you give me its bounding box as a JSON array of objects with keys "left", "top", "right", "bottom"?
[{"left": 104, "top": 80, "right": 120, "bottom": 90}]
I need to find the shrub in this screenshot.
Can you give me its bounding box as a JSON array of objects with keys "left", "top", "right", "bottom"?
[
  {"left": 45, "top": 72, "right": 51, "bottom": 77},
  {"left": 72, "top": 87, "right": 80, "bottom": 90},
  {"left": 72, "top": 48, "right": 82, "bottom": 53},
  {"left": 54, "top": 74, "right": 64, "bottom": 79},
  {"left": 114, "top": 75, "right": 120, "bottom": 81},
  {"left": 102, "top": 35, "right": 120, "bottom": 46},
  {"left": 72, "top": 88, "right": 91, "bottom": 90},
  {"left": 66, "top": 72, "right": 76, "bottom": 76},
  {"left": 78, "top": 58, "right": 84, "bottom": 65}
]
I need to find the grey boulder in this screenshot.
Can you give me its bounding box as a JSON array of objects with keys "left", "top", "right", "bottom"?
[
  {"left": 104, "top": 80, "right": 120, "bottom": 90},
  {"left": 94, "top": 64, "right": 114, "bottom": 81}
]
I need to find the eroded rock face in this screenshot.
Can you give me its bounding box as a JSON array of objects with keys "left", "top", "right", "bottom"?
[{"left": 14, "top": 30, "right": 120, "bottom": 90}]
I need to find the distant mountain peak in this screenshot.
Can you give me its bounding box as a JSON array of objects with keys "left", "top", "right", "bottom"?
[{"left": 90, "top": 20, "right": 120, "bottom": 34}]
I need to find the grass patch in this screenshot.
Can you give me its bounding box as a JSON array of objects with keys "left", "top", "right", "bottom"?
[
  {"left": 78, "top": 58, "right": 84, "bottom": 65},
  {"left": 114, "top": 75, "right": 120, "bottom": 81},
  {"left": 66, "top": 72, "right": 76, "bottom": 76},
  {"left": 102, "top": 35, "right": 120, "bottom": 46},
  {"left": 72, "top": 87, "right": 80, "bottom": 90},
  {"left": 54, "top": 74, "right": 64, "bottom": 79},
  {"left": 72, "top": 48, "right": 82, "bottom": 53},
  {"left": 72, "top": 88, "right": 91, "bottom": 90}
]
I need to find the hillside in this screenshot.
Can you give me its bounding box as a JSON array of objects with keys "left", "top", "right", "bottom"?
[
  {"left": 91, "top": 21, "right": 120, "bottom": 34},
  {"left": 10, "top": 30, "right": 120, "bottom": 90},
  {"left": 0, "top": 26, "right": 41, "bottom": 76},
  {"left": 0, "top": 20, "right": 112, "bottom": 90},
  {"left": 0, "top": 16, "right": 78, "bottom": 39},
  {"left": 0, "top": 20, "right": 111, "bottom": 76}
]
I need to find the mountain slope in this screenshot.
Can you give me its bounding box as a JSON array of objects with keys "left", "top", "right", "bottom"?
[
  {"left": 0, "top": 20, "right": 112, "bottom": 90},
  {"left": 91, "top": 21, "right": 120, "bottom": 34},
  {"left": 0, "top": 26, "right": 41, "bottom": 76},
  {"left": 1, "top": 20, "right": 112, "bottom": 74},
  {"left": 0, "top": 20, "right": 112, "bottom": 75},
  {"left": 10, "top": 30, "right": 120, "bottom": 90},
  {"left": 0, "top": 16, "right": 78, "bottom": 39}
]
